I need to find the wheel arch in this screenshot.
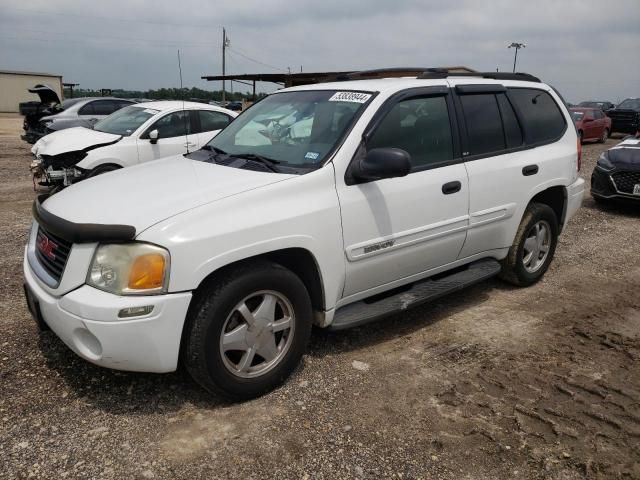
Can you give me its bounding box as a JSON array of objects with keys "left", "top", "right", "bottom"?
[{"left": 528, "top": 185, "right": 567, "bottom": 232}]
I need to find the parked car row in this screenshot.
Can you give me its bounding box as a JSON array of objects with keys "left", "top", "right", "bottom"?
[{"left": 572, "top": 98, "right": 640, "bottom": 137}]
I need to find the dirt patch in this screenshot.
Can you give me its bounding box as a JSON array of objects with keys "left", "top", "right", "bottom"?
[{"left": 0, "top": 116, "right": 639, "bottom": 479}]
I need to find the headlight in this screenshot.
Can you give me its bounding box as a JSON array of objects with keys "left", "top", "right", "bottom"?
[
  {"left": 87, "top": 243, "right": 170, "bottom": 295},
  {"left": 596, "top": 152, "right": 614, "bottom": 171}
]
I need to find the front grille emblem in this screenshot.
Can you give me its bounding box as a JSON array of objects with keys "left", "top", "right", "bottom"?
[{"left": 37, "top": 235, "right": 57, "bottom": 261}]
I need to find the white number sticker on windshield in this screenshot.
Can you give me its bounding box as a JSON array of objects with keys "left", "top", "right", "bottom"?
[{"left": 328, "top": 92, "right": 372, "bottom": 104}]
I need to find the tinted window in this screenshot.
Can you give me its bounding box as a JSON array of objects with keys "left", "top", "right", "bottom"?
[
  {"left": 78, "top": 102, "right": 95, "bottom": 115},
  {"left": 368, "top": 96, "right": 453, "bottom": 168},
  {"left": 496, "top": 94, "right": 523, "bottom": 148},
  {"left": 198, "top": 110, "right": 231, "bottom": 132},
  {"left": 460, "top": 94, "right": 505, "bottom": 155},
  {"left": 145, "top": 111, "right": 191, "bottom": 139},
  {"left": 91, "top": 100, "right": 120, "bottom": 115},
  {"left": 508, "top": 88, "right": 566, "bottom": 144}
]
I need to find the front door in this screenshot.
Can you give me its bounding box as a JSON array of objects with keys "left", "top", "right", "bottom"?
[
  {"left": 336, "top": 90, "right": 469, "bottom": 298},
  {"left": 136, "top": 110, "right": 196, "bottom": 163}
]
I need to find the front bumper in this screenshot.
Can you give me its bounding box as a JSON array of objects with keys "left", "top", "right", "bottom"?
[
  {"left": 24, "top": 251, "right": 192, "bottom": 373},
  {"left": 591, "top": 167, "right": 640, "bottom": 202},
  {"left": 564, "top": 177, "right": 586, "bottom": 225}
]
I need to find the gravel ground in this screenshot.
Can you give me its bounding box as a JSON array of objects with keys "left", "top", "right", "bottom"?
[{"left": 1, "top": 114, "right": 639, "bottom": 480}]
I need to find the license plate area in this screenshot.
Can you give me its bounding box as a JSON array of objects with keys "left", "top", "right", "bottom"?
[{"left": 633, "top": 184, "right": 640, "bottom": 196}]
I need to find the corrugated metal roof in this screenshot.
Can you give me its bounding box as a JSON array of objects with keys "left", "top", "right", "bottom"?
[{"left": 0, "top": 69, "right": 62, "bottom": 78}]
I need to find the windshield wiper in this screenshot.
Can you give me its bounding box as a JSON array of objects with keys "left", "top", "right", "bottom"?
[
  {"left": 229, "top": 153, "right": 281, "bottom": 172},
  {"left": 201, "top": 145, "right": 227, "bottom": 155}
]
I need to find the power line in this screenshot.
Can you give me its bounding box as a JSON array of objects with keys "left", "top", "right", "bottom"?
[{"left": 227, "top": 47, "right": 287, "bottom": 73}]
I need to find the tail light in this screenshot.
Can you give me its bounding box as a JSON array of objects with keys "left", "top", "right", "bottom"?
[{"left": 577, "top": 135, "right": 582, "bottom": 171}]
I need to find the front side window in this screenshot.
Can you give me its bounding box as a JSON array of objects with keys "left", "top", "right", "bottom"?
[
  {"left": 367, "top": 96, "right": 453, "bottom": 168},
  {"left": 94, "top": 106, "right": 158, "bottom": 136},
  {"left": 206, "top": 90, "right": 371, "bottom": 167},
  {"left": 508, "top": 88, "right": 566, "bottom": 144},
  {"left": 144, "top": 110, "right": 191, "bottom": 139},
  {"left": 460, "top": 93, "right": 505, "bottom": 156}
]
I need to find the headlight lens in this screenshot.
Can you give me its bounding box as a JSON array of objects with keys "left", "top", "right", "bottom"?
[
  {"left": 596, "top": 152, "right": 614, "bottom": 170},
  {"left": 87, "top": 243, "right": 170, "bottom": 295}
]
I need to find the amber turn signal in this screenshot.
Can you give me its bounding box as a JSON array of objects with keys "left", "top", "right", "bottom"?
[{"left": 128, "top": 254, "right": 166, "bottom": 290}]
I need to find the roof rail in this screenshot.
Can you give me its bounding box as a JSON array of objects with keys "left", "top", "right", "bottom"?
[
  {"left": 334, "top": 67, "right": 434, "bottom": 81},
  {"left": 417, "top": 68, "right": 541, "bottom": 83}
]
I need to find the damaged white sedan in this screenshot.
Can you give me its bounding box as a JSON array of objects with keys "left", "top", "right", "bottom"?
[{"left": 30, "top": 101, "right": 237, "bottom": 190}]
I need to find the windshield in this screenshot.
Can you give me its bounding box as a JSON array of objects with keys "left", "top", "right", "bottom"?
[
  {"left": 205, "top": 90, "right": 372, "bottom": 168},
  {"left": 617, "top": 99, "right": 640, "bottom": 110},
  {"left": 571, "top": 111, "right": 585, "bottom": 121},
  {"left": 94, "top": 106, "right": 158, "bottom": 136}
]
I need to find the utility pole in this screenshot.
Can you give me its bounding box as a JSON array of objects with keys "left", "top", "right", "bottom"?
[
  {"left": 507, "top": 42, "right": 526, "bottom": 73},
  {"left": 222, "top": 28, "right": 230, "bottom": 103}
]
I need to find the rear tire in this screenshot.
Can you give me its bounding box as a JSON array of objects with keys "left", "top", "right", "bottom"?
[
  {"left": 182, "top": 260, "right": 312, "bottom": 400},
  {"left": 499, "top": 203, "right": 559, "bottom": 287}
]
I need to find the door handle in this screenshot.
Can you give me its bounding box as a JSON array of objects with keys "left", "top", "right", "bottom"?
[
  {"left": 442, "top": 181, "right": 462, "bottom": 195},
  {"left": 522, "top": 164, "right": 539, "bottom": 176}
]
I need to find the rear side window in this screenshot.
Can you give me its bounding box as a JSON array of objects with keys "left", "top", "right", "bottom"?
[
  {"left": 367, "top": 96, "right": 454, "bottom": 168},
  {"left": 198, "top": 110, "right": 231, "bottom": 132},
  {"left": 497, "top": 94, "right": 523, "bottom": 148},
  {"left": 508, "top": 88, "right": 566, "bottom": 145},
  {"left": 91, "top": 100, "right": 120, "bottom": 115},
  {"left": 78, "top": 102, "right": 95, "bottom": 115},
  {"left": 459, "top": 94, "right": 505, "bottom": 156}
]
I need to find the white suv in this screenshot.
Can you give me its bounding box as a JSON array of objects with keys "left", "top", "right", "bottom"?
[{"left": 23, "top": 71, "right": 585, "bottom": 399}]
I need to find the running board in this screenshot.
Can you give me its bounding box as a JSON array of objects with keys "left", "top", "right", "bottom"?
[{"left": 329, "top": 258, "right": 501, "bottom": 331}]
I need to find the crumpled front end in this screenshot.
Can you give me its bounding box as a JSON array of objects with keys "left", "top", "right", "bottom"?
[{"left": 31, "top": 150, "right": 88, "bottom": 190}]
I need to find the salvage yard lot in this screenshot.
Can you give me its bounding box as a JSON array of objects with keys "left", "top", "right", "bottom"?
[{"left": 0, "top": 113, "right": 639, "bottom": 479}]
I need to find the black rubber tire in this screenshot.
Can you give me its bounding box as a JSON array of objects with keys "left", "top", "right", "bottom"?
[
  {"left": 182, "top": 260, "right": 312, "bottom": 400},
  {"left": 499, "top": 203, "right": 559, "bottom": 287},
  {"left": 86, "top": 164, "right": 121, "bottom": 178}
]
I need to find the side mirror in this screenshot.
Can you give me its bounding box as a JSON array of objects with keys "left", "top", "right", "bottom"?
[
  {"left": 149, "top": 129, "right": 159, "bottom": 144},
  {"left": 351, "top": 148, "right": 411, "bottom": 184}
]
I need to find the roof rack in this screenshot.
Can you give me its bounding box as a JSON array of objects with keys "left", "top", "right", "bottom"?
[{"left": 417, "top": 68, "right": 541, "bottom": 83}]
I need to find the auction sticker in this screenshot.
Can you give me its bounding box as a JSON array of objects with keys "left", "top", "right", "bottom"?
[{"left": 328, "top": 92, "right": 372, "bottom": 103}]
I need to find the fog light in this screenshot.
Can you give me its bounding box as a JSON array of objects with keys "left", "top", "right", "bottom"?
[{"left": 118, "top": 305, "right": 154, "bottom": 318}]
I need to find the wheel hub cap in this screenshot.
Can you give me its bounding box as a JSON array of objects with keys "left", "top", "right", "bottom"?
[
  {"left": 219, "top": 290, "right": 295, "bottom": 379},
  {"left": 522, "top": 220, "right": 551, "bottom": 274}
]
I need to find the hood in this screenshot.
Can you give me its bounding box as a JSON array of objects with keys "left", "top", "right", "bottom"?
[
  {"left": 607, "top": 139, "right": 640, "bottom": 171},
  {"left": 32, "top": 127, "right": 121, "bottom": 157},
  {"left": 40, "top": 155, "right": 296, "bottom": 233},
  {"left": 28, "top": 84, "right": 61, "bottom": 105}
]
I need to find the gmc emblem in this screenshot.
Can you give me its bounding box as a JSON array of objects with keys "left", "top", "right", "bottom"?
[{"left": 37, "top": 235, "right": 57, "bottom": 261}]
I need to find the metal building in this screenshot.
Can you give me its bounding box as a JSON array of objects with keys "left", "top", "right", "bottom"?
[{"left": 0, "top": 70, "right": 63, "bottom": 113}]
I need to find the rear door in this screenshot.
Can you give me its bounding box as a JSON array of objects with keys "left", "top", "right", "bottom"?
[
  {"left": 136, "top": 110, "right": 195, "bottom": 163},
  {"left": 336, "top": 87, "right": 470, "bottom": 298},
  {"left": 451, "top": 83, "right": 569, "bottom": 257}
]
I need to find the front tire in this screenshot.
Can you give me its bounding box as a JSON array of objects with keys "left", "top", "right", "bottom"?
[
  {"left": 183, "top": 261, "right": 312, "bottom": 400},
  {"left": 499, "top": 203, "right": 559, "bottom": 287}
]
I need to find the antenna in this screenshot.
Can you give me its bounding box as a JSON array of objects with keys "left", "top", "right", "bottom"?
[{"left": 177, "top": 49, "right": 190, "bottom": 154}]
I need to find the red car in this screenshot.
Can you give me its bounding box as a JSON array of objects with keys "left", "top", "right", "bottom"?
[{"left": 570, "top": 107, "right": 611, "bottom": 143}]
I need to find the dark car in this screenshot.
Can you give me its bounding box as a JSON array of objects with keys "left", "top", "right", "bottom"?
[
  {"left": 225, "top": 101, "right": 243, "bottom": 111},
  {"left": 570, "top": 107, "right": 611, "bottom": 143},
  {"left": 591, "top": 137, "right": 640, "bottom": 203},
  {"left": 578, "top": 100, "right": 615, "bottom": 112},
  {"left": 607, "top": 98, "right": 640, "bottom": 135},
  {"left": 20, "top": 85, "right": 135, "bottom": 144}
]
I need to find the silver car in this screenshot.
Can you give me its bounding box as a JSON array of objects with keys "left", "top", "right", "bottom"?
[{"left": 21, "top": 85, "right": 135, "bottom": 143}]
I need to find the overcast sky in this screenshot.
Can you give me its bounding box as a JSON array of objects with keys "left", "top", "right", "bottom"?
[{"left": 1, "top": 0, "right": 638, "bottom": 103}]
